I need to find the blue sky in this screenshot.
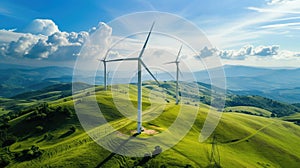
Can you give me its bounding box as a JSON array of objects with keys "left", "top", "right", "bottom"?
[
  {"left": 0, "top": 0, "right": 268, "bottom": 33},
  {"left": 0, "top": 0, "right": 300, "bottom": 68}
]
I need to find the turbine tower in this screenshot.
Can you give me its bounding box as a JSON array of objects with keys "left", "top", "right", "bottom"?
[
  {"left": 165, "top": 45, "right": 182, "bottom": 105},
  {"left": 107, "top": 22, "right": 160, "bottom": 134},
  {"left": 98, "top": 49, "right": 111, "bottom": 90}
]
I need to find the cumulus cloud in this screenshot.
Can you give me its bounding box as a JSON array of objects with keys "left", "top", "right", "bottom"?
[
  {"left": 197, "top": 46, "right": 219, "bottom": 58},
  {"left": 195, "top": 46, "right": 253, "bottom": 60},
  {"left": 195, "top": 45, "right": 298, "bottom": 60},
  {"left": 80, "top": 22, "right": 112, "bottom": 60},
  {"left": 25, "top": 39, "right": 51, "bottom": 59},
  {"left": 273, "top": 50, "right": 300, "bottom": 59},
  {"left": 254, "top": 45, "right": 279, "bottom": 56},
  {"left": 0, "top": 19, "right": 110, "bottom": 61},
  {"left": 25, "top": 19, "right": 59, "bottom": 36},
  {"left": 0, "top": 29, "right": 23, "bottom": 43},
  {"left": 6, "top": 34, "right": 40, "bottom": 58},
  {"left": 88, "top": 22, "right": 112, "bottom": 45}
]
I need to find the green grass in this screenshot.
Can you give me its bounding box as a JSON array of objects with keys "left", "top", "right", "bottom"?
[
  {"left": 226, "top": 95, "right": 300, "bottom": 117},
  {"left": 224, "top": 106, "right": 272, "bottom": 117},
  {"left": 282, "top": 113, "right": 300, "bottom": 120},
  {"left": 1, "top": 82, "right": 300, "bottom": 167},
  {"left": 0, "top": 107, "right": 10, "bottom": 115},
  {"left": 281, "top": 113, "right": 300, "bottom": 125}
]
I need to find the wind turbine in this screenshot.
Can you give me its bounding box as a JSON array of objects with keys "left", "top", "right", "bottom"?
[
  {"left": 106, "top": 22, "right": 160, "bottom": 134},
  {"left": 98, "top": 49, "right": 111, "bottom": 90},
  {"left": 165, "top": 45, "right": 182, "bottom": 105}
]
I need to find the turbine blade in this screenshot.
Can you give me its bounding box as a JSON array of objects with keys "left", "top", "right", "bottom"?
[
  {"left": 138, "top": 22, "right": 155, "bottom": 59},
  {"left": 164, "top": 61, "right": 177, "bottom": 64},
  {"left": 140, "top": 60, "right": 160, "bottom": 85},
  {"left": 106, "top": 57, "right": 138, "bottom": 62},
  {"left": 106, "top": 58, "right": 126, "bottom": 62},
  {"left": 176, "top": 44, "right": 183, "bottom": 62}
]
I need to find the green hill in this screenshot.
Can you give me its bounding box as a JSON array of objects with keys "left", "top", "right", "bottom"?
[
  {"left": 224, "top": 106, "right": 272, "bottom": 117},
  {"left": 281, "top": 113, "right": 300, "bottom": 125},
  {"left": 1, "top": 82, "right": 300, "bottom": 167},
  {"left": 226, "top": 95, "right": 300, "bottom": 117},
  {"left": 12, "top": 83, "right": 91, "bottom": 101}
]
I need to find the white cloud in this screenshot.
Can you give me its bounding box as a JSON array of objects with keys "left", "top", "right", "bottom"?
[
  {"left": 273, "top": 50, "right": 300, "bottom": 59},
  {"left": 220, "top": 45, "right": 254, "bottom": 60},
  {"left": 248, "top": 6, "right": 300, "bottom": 14},
  {"left": 254, "top": 45, "right": 279, "bottom": 56},
  {"left": 4, "top": 30, "right": 88, "bottom": 60},
  {"left": 25, "top": 19, "right": 59, "bottom": 36},
  {"left": 79, "top": 22, "right": 112, "bottom": 60},
  {"left": 0, "top": 29, "right": 24, "bottom": 43},
  {"left": 0, "top": 18, "right": 299, "bottom": 69},
  {"left": 261, "top": 22, "right": 300, "bottom": 29},
  {"left": 0, "top": 19, "right": 109, "bottom": 61},
  {"left": 25, "top": 39, "right": 50, "bottom": 59},
  {"left": 195, "top": 45, "right": 253, "bottom": 60},
  {"left": 6, "top": 34, "right": 40, "bottom": 58},
  {"left": 195, "top": 45, "right": 297, "bottom": 61},
  {"left": 204, "top": 0, "right": 300, "bottom": 49},
  {"left": 196, "top": 46, "right": 218, "bottom": 58}
]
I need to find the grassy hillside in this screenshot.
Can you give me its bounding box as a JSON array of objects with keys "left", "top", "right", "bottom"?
[
  {"left": 226, "top": 95, "right": 300, "bottom": 117},
  {"left": 281, "top": 113, "right": 300, "bottom": 125},
  {"left": 12, "top": 83, "right": 91, "bottom": 101},
  {"left": 224, "top": 106, "right": 272, "bottom": 117},
  {"left": 1, "top": 82, "right": 300, "bottom": 167},
  {"left": 0, "top": 66, "right": 74, "bottom": 98}
]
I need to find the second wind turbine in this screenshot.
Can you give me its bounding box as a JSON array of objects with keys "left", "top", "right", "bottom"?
[
  {"left": 98, "top": 49, "right": 111, "bottom": 90},
  {"left": 106, "top": 22, "right": 160, "bottom": 134},
  {"left": 165, "top": 45, "right": 183, "bottom": 105}
]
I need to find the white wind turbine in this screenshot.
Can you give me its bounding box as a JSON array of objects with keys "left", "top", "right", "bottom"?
[
  {"left": 165, "top": 45, "right": 183, "bottom": 105},
  {"left": 98, "top": 49, "right": 111, "bottom": 90},
  {"left": 106, "top": 22, "right": 160, "bottom": 134}
]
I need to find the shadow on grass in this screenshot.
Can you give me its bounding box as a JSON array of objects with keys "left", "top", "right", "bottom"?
[
  {"left": 59, "top": 130, "right": 75, "bottom": 139},
  {"left": 135, "top": 145, "right": 162, "bottom": 166},
  {"left": 95, "top": 133, "right": 139, "bottom": 168}
]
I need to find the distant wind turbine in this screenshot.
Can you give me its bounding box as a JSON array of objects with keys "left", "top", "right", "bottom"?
[
  {"left": 165, "top": 45, "right": 183, "bottom": 105},
  {"left": 106, "top": 22, "right": 160, "bottom": 134},
  {"left": 98, "top": 49, "right": 111, "bottom": 90}
]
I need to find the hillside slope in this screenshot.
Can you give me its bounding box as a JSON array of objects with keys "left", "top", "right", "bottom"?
[{"left": 0, "top": 83, "right": 300, "bottom": 167}]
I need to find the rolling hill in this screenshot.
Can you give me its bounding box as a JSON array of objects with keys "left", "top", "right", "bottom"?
[
  {"left": 0, "top": 65, "right": 73, "bottom": 97},
  {"left": 1, "top": 64, "right": 300, "bottom": 103},
  {"left": 1, "top": 82, "right": 300, "bottom": 167},
  {"left": 194, "top": 65, "right": 300, "bottom": 103}
]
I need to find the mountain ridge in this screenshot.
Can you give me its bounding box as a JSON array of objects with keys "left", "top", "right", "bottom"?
[{"left": 0, "top": 63, "right": 299, "bottom": 103}]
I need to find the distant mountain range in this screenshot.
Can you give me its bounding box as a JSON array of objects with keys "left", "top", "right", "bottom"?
[
  {"left": 215, "top": 65, "right": 300, "bottom": 103},
  {"left": 0, "top": 63, "right": 299, "bottom": 103},
  {"left": 0, "top": 65, "right": 73, "bottom": 97}
]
